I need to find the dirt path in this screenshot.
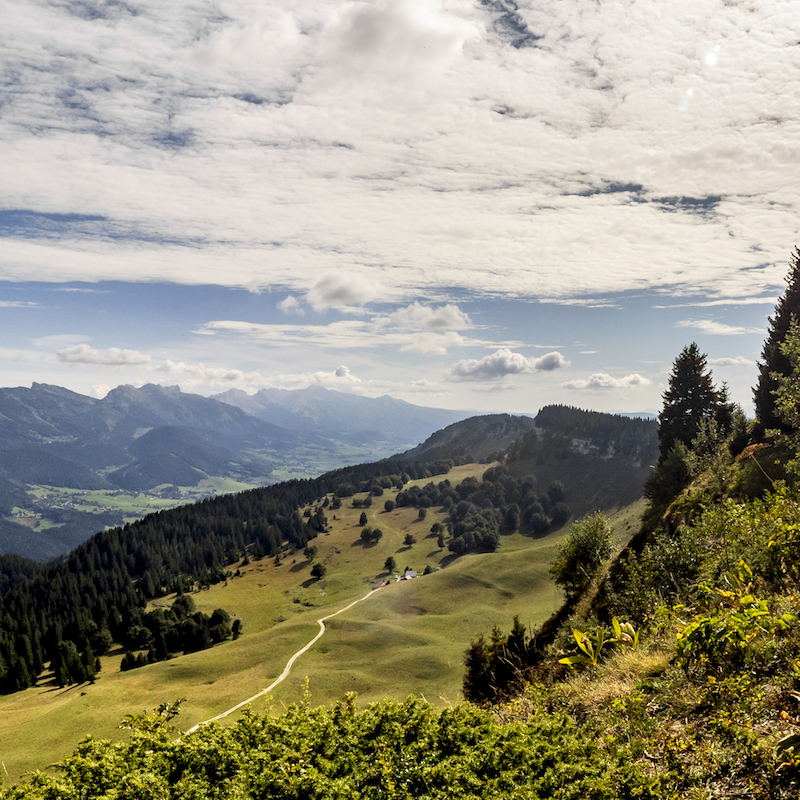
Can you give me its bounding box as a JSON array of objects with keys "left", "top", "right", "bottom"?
[{"left": 185, "top": 585, "right": 384, "bottom": 734}]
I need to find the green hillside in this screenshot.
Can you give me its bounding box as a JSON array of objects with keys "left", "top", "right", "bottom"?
[{"left": 0, "top": 462, "right": 643, "bottom": 782}]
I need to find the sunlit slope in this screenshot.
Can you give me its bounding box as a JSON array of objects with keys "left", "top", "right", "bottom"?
[{"left": 0, "top": 465, "right": 643, "bottom": 781}]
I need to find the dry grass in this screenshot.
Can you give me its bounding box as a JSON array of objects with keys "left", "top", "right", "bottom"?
[{"left": 561, "top": 642, "right": 676, "bottom": 711}]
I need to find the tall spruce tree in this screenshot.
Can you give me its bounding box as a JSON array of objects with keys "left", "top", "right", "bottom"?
[
  {"left": 754, "top": 246, "right": 800, "bottom": 433},
  {"left": 645, "top": 343, "right": 722, "bottom": 508},
  {"left": 658, "top": 342, "right": 721, "bottom": 456}
]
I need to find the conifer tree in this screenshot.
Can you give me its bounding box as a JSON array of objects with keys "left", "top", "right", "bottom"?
[
  {"left": 754, "top": 246, "right": 800, "bottom": 433},
  {"left": 657, "top": 342, "right": 720, "bottom": 456}
]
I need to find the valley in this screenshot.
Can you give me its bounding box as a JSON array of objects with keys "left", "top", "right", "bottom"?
[
  {"left": 0, "top": 383, "right": 468, "bottom": 560},
  {"left": 0, "top": 462, "right": 644, "bottom": 781}
]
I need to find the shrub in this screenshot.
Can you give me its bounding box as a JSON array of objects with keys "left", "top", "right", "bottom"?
[{"left": 550, "top": 513, "right": 612, "bottom": 598}]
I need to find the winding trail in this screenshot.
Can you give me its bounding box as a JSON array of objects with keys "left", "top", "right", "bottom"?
[{"left": 185, "top": 585, "right": 384, "bottom": 734}]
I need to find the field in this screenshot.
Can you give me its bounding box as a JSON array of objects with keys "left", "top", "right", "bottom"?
[{"left": 0, "top": 465, "right": 644, "bottom": 783}]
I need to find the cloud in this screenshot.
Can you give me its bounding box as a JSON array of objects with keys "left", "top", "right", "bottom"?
[
  {"left": 448, "top": 349, "right": 569, "bottom": 382},
  {"left": 654, "top": 297, "right": 777, "bottom": 308},
  {"left": 57, "top": 344, "right": 151, "bottom": 366},
  {"left": 676, "top": 319, "right": 765, "bottom": 336},
  {"left": 399, "top": 331, "right": 465, "bottom": 355},
  {"left": 320, "top": 0, "right": 480, "bottom": 90},
  {"left": 306, "top": 272, "right": 380, "bottom": 311},
  {"left": 313, "top": 364, "right": 363, "bottom": 388},
  {"left": 53, "top": 288, "right": 109, "bottom": 294},
  {"left": 533, "top": 352, "right": 571, "bottom": 372},
  {"left": 0, "top": 0, "right": 796, "bottom": 310},
  {"left": 0, "top": 301, "right": 39, "bottom": 308},
  {"left": 156, "top": 360, "right": 245, "bottom": 382},
  {"left": 380, "top": 301, "right": 471, "bottom": 330},
  {"left": 539, "top": 298, "right": 618, "bottom": 308},
  {"left": 278, "top": 295, "right": 304, "bottom": 316},
  {"left": 562, "top": 373, "right": 651, "bottom": 390},
  {"left": 196, "top": 317, "right": 490, "bottom": 354},
  {"left": 708, "top": 356, "right": 755, "bottom": 366}
]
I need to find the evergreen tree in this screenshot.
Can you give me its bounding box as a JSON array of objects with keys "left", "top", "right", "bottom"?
[
  {"left": 657, "top": 343, "right": 721, "bottom": 456},
  {"left": 754, "top": 246, "right": 800, "bottom": 433}
]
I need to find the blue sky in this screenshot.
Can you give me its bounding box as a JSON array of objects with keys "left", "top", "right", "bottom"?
[{"left": 1, "top": 0, "right": 798, "bottom": 416}]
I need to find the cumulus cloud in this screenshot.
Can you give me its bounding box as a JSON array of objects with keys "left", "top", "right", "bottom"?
[
  {"left": 448, "top": 349, "right": 569, "bottom": 382},
  {"left": 278, "top": 295, "right": 304, "bottom": 315},
  {"left": 562, "top": 373, "right": 652, "bottom": 390},
  {"left": 676, "top": 320, "right": 765, "bottom": 336},
  {"left": 708, "top": 356, "right": 755, "bottom": 366},
  {"left": 57, "top": 344, "right": 151, "bottom": 366},
  {"left": 313, "top": 364, "right": 363, "bottom": 388},
  {"left": 380, "top": 301, "right": 471, "bottom": 330},
  {"left": 306, "top": 272, "right": 380, "bottom": 311}
]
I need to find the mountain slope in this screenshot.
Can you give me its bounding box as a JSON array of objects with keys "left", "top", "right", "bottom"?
[
  {"left": 506, "top": 405, "right": 659, "bottom": 515},
  {"left": 393, "top": 406, "right": 658, "bottom": 516},
  {"left": 392, "top": 413, "right": 537, "bottom": 463},
  {"left": 215, "top": 385, "right": 467, "bottom": 447}
]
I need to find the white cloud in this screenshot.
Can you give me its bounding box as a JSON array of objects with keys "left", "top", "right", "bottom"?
[
  {"left": 410, "top": 378, "right": 442, "bottom": 390},
  {"left": 448, "top": 349, "right": 569, "bottom": 382},
  {"left": 197, "top": 317, "right": 489, "bottom": 354},
  {"left": 278, "top": 295, "right": 304, "bottom": 315},
  {"left": 707, "top": 355, "right": 755, "bottom": 366},
  {"left": 0, "top": 301, "right": 39, "bottom": 308},
  {"left": 313, "top": 364, "right": 362, "bottom": 388},
  {"left": 32, "top": 334, "right": 86, "bottom": 349},
  {"left": 316, "top": 0, "right": 480, "bottom": 96},
  {"left": 0, "top": 0, "right": 797, "bottom": 308},
  {"left": 676, "top": 319, "right": 765, "bottom": 336},
  {"left": 91, "top": 384, "right": 113, "bottom": 399},
  {"left": 380, "top": 301, "right": 471, "bottom": 330},
  {"left": 57, "top": 344, "right": 151, "bottom": 366},
  {"left": 399, "top": 331, "right": 465, "bottom": 355},
  {"left": 654, "top": 297, "right": 777, "bottom": 308},
  {"left": 156, "top": 360, "right": 245, "bottom": 382},
  {"left": 539, "top": 298, "right": 618, "bottom": 308},
  {"left": 562, "top": 373, "right": 652, "bottom": 390}
]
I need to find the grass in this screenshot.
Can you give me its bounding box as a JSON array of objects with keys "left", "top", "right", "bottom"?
[{"left": 0, "top": 464, "right": 643, "bottom": 783}]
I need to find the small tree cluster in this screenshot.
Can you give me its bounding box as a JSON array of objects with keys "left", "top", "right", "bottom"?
[{"left": 359, "top": 527, "right": 383, "bottom": 543}]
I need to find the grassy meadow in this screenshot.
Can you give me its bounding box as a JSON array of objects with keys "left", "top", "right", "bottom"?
[{"left": 0, "top": 464, "right": 643, "bottom": 783}]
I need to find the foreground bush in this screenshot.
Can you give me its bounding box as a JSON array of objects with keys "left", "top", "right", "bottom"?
[{"left": 4, "top": 696, "right": 658, "bottom": 800}]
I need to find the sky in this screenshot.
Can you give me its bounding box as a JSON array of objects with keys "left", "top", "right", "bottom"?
[{"left": 1, "top": 0, "right": 799, "bottom": 416}]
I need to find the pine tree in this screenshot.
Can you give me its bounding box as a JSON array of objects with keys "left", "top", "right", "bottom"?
[
  {"left": 754, "top": 246, "right": 800, "bottom": 433},
  {"left": 658, "top": 342, "right": 720, "bottom": 456}
]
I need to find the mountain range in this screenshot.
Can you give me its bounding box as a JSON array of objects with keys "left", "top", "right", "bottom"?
[{"left": 0, "top": 383, "right": 467, "bottom": 560}]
